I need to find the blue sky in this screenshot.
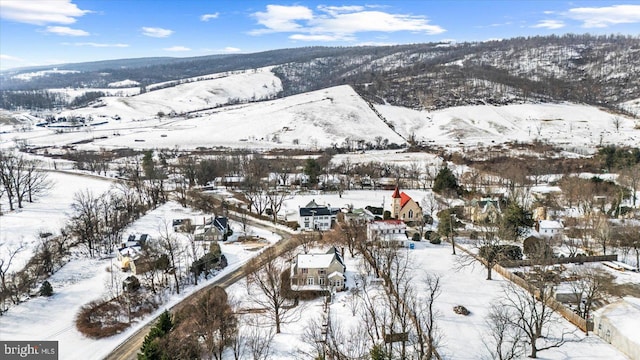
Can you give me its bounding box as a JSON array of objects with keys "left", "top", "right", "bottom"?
[{"left": 1, "top": 0, "right": 639, "bottom": 70}]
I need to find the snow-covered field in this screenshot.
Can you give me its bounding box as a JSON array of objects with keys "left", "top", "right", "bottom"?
[
  {"left": 376, "top": 102, "right": 640, "bottom": 150},
  {"left": 227, "top": 242, "right": 629, "bottom": 360},
  {"left": 2, "top": 68, "right": 638, "bottom": 153},
  {"left": 0, "top": 171, "right": 114, "bottom": 273}
]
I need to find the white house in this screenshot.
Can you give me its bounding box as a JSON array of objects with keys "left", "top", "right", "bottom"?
[
  {"left": 536, "top": 220, "right": 564, "bottom": 241},
  {"left": 367, "top": 220, "right": 409, "bottom": 248},
  {"left": 299, "top": 200, "right": 339, "bottom": 231}
]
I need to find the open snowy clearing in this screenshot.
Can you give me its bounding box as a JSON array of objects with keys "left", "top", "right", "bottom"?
[{"left": 0, "top": 171, "right": 114, "bottom": 273}]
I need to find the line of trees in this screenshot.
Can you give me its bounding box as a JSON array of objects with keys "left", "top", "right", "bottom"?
[{"left": 0, "top": 149, "right": 51, "bottom": 213}]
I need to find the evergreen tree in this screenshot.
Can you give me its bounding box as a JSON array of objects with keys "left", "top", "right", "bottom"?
[
  {"left": 433, "top": 166, "right": 460, "bottom": 195},
  {"left": 370, "top": 343, "right": 389, "bottom": 360},
  {"left": 500, "top": 202, "right": 534, "bottom": 241},
  {"left": 142, "top": 150, "right": 155, "bottom": 179},
  {"left": 138, "top": 310, "right": 173, "bottom": 360},
  {"left": 39, "top": 280, "right": 53, "bottom": 297},
  {"left": 304, "top": 158, "right": 322, "bottom": 185}
]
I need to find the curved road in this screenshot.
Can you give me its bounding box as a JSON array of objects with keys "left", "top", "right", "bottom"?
[{"left": 104, "top": 216, "right": 297, "bottom": 360}]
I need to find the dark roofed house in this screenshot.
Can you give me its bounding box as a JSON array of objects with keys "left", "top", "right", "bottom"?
[{"left": 299, "top": 200, "right": 339, "bottom": 231}]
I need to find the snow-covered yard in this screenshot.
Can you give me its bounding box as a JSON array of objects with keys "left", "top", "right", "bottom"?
[{"left": 227, "top": 242, "right": 629, "bottom": 359}]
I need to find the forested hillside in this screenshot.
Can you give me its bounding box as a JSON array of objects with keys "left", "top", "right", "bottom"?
[{"left": 1, "top": 34, "right": 638, "bottom": 114}]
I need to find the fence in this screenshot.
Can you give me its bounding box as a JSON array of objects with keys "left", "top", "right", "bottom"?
[
  {"left": 455, "top": 243, "right": 592, "bottom": 333},
  {"left": 499, "top": 254, "right": 618, "bottom": 268}
]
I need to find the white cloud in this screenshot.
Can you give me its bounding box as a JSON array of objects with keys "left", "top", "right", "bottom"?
[
  {"left": 0, "top": 0, "right": 90, "bottom": 25},
  {"left": 223, "top": 47, "right": 241, "bottom": 53},
  {"left": 200, "top": 13, "right": 219, "bottom": 21},
  {"left": 532, "top": 20, "right": 565, "bottom": 29},
  {"left": 141, "top": 27, "right": 174, "bottom": 38},
  {"left": 567, "top": 4, "right": 640, "bottom": 28},
  {"left": 45, "top": 26, "right": 89, "bottom": 36},
  {"left": 250, "top": 5, "right": 314, "bottom": 34},
  {"left": 290, "top": 34, "right": 354, "bottom": 42},
  {"left": 249, "top": 5, "right": 445, "bottom": 40},
  {"left": 63, "top": 42, "right": 129, "bottom": 48},
  {"left": 163, "top": 46, "right": 191, "bottom": 52},
  {"left": 317, "top": 5, "right": 365, "bottom": 16},
  {"left": 0, "top": 54, "right": 23, "bottom": 61},
  {"left": 309, "top": 11, "right": 445, "bottom": 35}
]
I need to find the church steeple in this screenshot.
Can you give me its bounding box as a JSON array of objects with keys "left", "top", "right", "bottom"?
[{"left": 391, "top": 185, "right": 401, "bottom": 219}]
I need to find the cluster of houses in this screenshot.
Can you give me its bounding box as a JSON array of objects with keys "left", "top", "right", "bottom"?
[
  {"left": 116, "top": 215, "right": 231, "bottom": 275},
  {"left": 291, "top": 186, "right": 426, "bottom": 292},
  {"left": 290, "top": 186, "right": 577, "bottom": 294}
]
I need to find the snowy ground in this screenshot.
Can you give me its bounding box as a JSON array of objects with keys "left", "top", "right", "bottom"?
[
  {"left": 2, "top": 72, "right": 638, "bottom": 152},
  {"left": 0, "top": 177, "right": 634, "bottom": 359},
  {"left": 0, "top": 171, "right": 114, "bottom": 273},
  {"left": 226, "top": 242, "right": 629, "bottom": 360},
  {"left": 0, "top": 200, "right": 281, "bottom": 360}
]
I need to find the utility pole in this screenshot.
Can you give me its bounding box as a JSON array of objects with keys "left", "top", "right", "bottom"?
[{"left": 450, "top": 213, "right": 456, "bottom": 255}]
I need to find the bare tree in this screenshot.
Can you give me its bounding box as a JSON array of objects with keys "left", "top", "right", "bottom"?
[
  {"left": 409, "top": 273, "right": 442, "bottom": 360},
  {"left": 266, "top": 189, "right": 289, "bottom": 223},
  {"left": 617, "top": 224, "right": 640, "bottom": 271},
  {"left": 619, "top": 164, "right": 640, "bottom": 208},
  {"left": 235, "top": 315, "right": 275, "bottom": 360},
  {"left": 612, "top": 116, "right": 621, "bottom": 133},
  {"left": 245, "top": 250, "right": 298, "bottom": 333},
  {"left": 68, "top": 189, "right": 103, "bottom": 257},
  {"left": 594, "top": 215, "right": 612, "bottom": 255},
  {"left": 0, "top": 242, "right": 25, "bottom": 309},
  {"left": 158, "top": 222, "right": 184, "bottom": 294},
  {"left": 457, "top": 222, "right": 504, "bottom": 280},
  {"left": 0, "top": 150, "right": 20, "bottom": 211},
  {"left": 499, "top": 281, "right": 569, "bottom": 358},
  {"left": 244, "top": 182, "right": 270, "bottom": 215},
  {"left": 483, "top": 304, "right": 525, "bottom": 360},
  {"left": 178, "top": 286, "right": 237, "bottom": 359},
  {"left": 566, "top": 266, "right": 612, "bottom": 334}
]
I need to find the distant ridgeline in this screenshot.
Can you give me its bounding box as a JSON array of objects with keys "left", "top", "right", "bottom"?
[{"left": 1, "top": 34, "right": 638, "bottom": 114}]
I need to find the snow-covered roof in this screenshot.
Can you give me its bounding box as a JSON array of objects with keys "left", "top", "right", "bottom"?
[
  {"left": 539, "top": 220, "right": 564, "bottom": 229},
  {"left": 118, "top": 245, "right": 142, "bottom": 259},
  {"left": 327, "top": 271, "right": 345, "bottom": 279},
  {"left": 297, "top": 253, "right": 336, "bottom": 269},
  {"left": 368, "top": 220, "right": 407, "bottom": 231},
  {"left": 596, "top": 297, "right": 640, "bottom": 347}
]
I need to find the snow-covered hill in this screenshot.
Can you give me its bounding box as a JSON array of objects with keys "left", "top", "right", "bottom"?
[
  {"left": 2, "top": 75, "right": 639, "bottom": 153},
  {"left": 63, "top": 67, "right": 282, "bottom": 120},
  {"left": 377, "top": 102, "right": 640, "bottom": 150}
]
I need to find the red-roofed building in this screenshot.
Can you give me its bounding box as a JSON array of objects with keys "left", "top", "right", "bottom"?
[{"left": 391, "top": 186, "right": 423, "bottom": 223}]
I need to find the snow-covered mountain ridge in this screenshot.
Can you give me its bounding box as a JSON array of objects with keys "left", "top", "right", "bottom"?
[
  {"left": 2, "top": 34, "right": 638, "bottom": 115},
  {"left": 2, "top": 70, "right": 638, "bottom": 153}
]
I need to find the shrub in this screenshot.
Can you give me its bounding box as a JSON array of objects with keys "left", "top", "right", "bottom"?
[
  {"left": 123, "top": 275, "right": 140, "bottom": 293},
  {"left": 75, "top": 300, "right": 128, "bottom": 338},
  {"left": 412, "top": 232, "right": 422, "bottom": 241},
  {"left": 425, "top": 230, "right": 441, "bottom": 244},
  {"left": 479, "top": 245, "right": 523, "bottom": 261},
  {"left": 523, "top": 237, "right": 553, "bottom": 259},
  {"left": 39, "top": 280, "right": 53, "bottom": 297}
]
